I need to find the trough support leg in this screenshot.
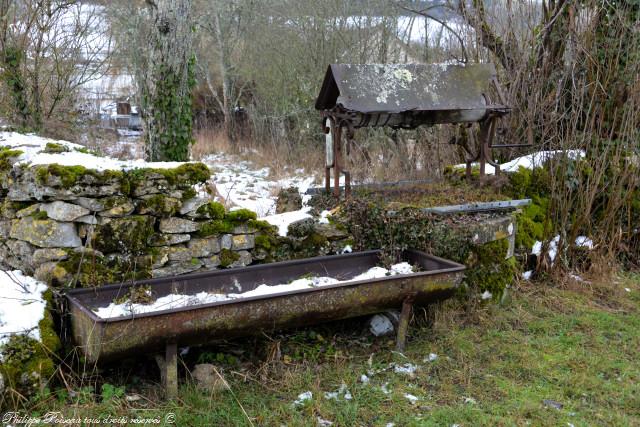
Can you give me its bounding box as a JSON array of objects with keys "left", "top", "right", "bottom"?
[
  {"left": 165, "top": 342, "right": 178, "bottom": 399},
  {"left": 396, "top": 294, "right": 415, "bottom": 353}
]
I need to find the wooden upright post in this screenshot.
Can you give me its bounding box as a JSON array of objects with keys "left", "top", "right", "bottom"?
[
  {"left": 333, "top": 125, "right": 342, "bottom": 197},
  {"left": 395, "top": 294, "right": 416, "bottom": 352},
  {"left": 165, "top": 342, "right": 178, "bottom": 399}
]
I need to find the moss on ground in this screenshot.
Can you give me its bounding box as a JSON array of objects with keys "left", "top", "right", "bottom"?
[{"left": 42, "top": 142, "right": 69, "bottom": 154}]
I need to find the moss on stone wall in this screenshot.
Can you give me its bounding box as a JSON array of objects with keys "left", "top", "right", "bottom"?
[
  {"left": 34, "top": 164, "right": 125, "bottom": 188},
  {"left": 91, "top": 216, "right": 155, "bottom": 255},
  {"left": 195, "top": 201, "right": 225, "bottom": 219},
  {"left": 0, "top": 335, "right": 55, "bottom": 402},
  {"left": 56, "top": 252, "right": 152, "bottom": 287},
  {"left": 463, "top": 239, "right": 518, "bottom": 299},
  {"left": 219, "top": 249, "right": 240, "bottom": 267},
  {"left": 226, "top": 209, "right": 257, "bottom": 222}
]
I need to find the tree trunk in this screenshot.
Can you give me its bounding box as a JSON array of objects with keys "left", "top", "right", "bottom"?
[{"left": 141, "top": 0, "right": 195, "bottom": 162}]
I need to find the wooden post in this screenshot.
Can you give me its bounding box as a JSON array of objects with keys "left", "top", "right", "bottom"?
[
  {"left": 165, "top": 342, "right": 178, "bottom": 399},
  {"left": 333, "top": 125, "right": 342, "bottom": 198},
  {"left": 325, "top": 167, "right": 331, "bottom": 193},
  {"left": 395, "top": 294, "right": 415, "bottom": 353},
  {"left": 478, "top": 121, "right": 489, "bottom": 177}
]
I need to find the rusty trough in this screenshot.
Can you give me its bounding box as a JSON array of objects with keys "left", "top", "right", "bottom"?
[{"left": 66, "top": 250, "right": 464, "bottom": 397}]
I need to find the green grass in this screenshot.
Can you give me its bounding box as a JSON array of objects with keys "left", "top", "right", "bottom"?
[{"left": 25, "top": 274, "right": 640, "bottom": 426}]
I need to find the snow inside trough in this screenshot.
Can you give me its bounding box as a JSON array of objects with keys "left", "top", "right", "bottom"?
[{"left": 93, "top": 262, "right": 415, "bottom": 319}]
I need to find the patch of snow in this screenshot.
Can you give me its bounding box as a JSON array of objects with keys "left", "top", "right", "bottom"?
[
  {"left": 324, "top": 382, "right": 351, "bottom": 401},
  {"left": 532, "top": 235, "right": 561, "bottom": 262},
  {"left": 293, "top": 391, "right": 313, "bottom": 406},
  {"left": 0, "top": 270, "right": 48, "bottom": 354},
  {"left": 94, "top": 262, "right": 416, "bottom": 319},
  {"left": 424, "top": 353, "right": 438, "bottom": 362},
  {"left": 457, "top": 150, "right": 585, "bottom": 175},
  {"left": 317, "top": 417, "right": 333, "bottom": 427},
  {"left": 204, "top": 153, "right": 315, "bottom": 217},
  {"left": 393, "top": 363, "right": 418, "bottom": 376},
  {"left": 318, "top": 210, "right": 332, "bottom": 224},
  {"left": 575, "top": 236, "right": 594, "bottom": 249},
  {"left": 261, "top": 207, "right": 313, "bottom": 237},
  {"left": 380, "top": 382, "right": 391, "bottom": 394},
  {"left": 532, "top": 241, "right": 543, "bottom": 256},
  {"left": 0, "top": 131, "right": 189, "bottom": 171},
  {"left": 522, "top": 270, "right": 533, "bottom": 280},
  {"left": 569, "top": 273, "right": 590, "bottom": 283},
  {"left": 404, "top": 393, "right": 419, "bottom": 404}
]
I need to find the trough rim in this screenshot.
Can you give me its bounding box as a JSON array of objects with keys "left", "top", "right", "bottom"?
[{"left": 65, "top": 249, "right": 465, "bottom": 324}]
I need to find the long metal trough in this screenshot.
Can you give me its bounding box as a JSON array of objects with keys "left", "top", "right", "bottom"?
[{"left": 66, "top": 250, "right": 465, "bottom": 364}]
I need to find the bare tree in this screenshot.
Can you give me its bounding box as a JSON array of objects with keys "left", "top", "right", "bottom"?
[{"left": 0, "top": 0, "right": 112, "bottom": 132}]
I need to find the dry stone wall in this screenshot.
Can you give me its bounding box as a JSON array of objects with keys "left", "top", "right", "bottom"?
[{"left": 0, "top": 161, "right": 265, "bottom": 287}]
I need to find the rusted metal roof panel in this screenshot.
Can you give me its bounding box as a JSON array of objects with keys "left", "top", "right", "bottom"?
[{"left": 315, "top": 63, "right": 498, "bottom": 113}]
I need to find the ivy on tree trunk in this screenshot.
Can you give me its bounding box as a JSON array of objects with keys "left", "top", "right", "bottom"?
[{"left": 141, "top": 0, "right": 195, "bottom": 162}]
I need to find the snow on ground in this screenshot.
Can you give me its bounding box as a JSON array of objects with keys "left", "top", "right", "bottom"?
[
  {"left": 457, "top": 150, "right": 585, "bottom": 175},
  {"left": 0, "top": 131, "right": 188, "bottom": 171},
  {"left": 204, "top": 153, "right": 316, "bottom": 217},
  {"left": 0, "top": 270, "right": 48, "bottom": 353},
  {"left": 93, "top": 262, "right": 416, "bottom": 319},
  {"left": 293, "top": 391, "right": 313, "bottom": 406}
]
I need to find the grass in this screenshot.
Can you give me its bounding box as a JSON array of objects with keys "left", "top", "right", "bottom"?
[{"left": 25, "top": 273, "right": 639, "bottom": 426}]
